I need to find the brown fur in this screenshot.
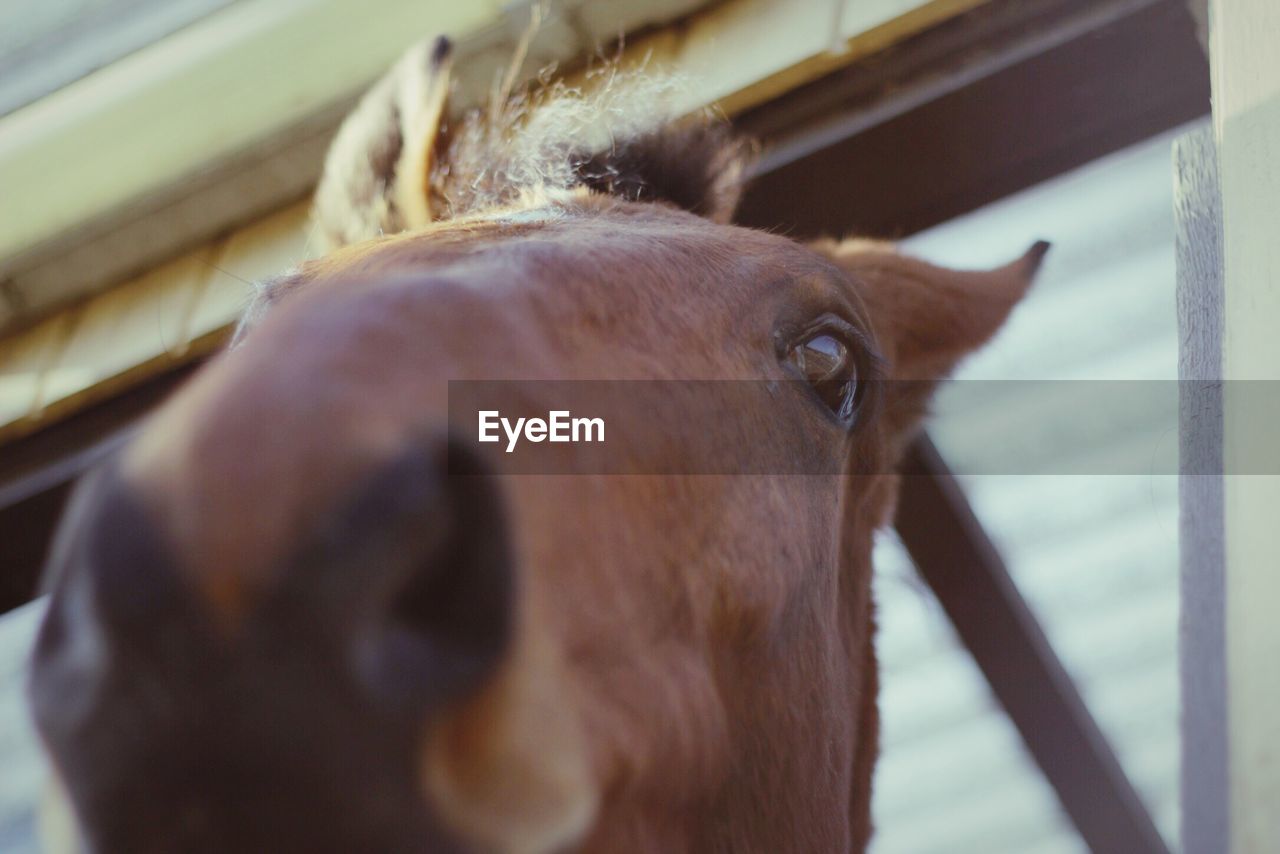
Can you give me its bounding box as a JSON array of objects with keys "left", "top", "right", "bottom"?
[{"left": 29, "top": 38, "right": 1044, "bottom": 854}]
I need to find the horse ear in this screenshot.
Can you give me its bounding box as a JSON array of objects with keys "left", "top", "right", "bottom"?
[
  {"left": 314, "top": 36, "right": 453, "bottom": 249},
  {"left": 822, "top": 238, "right": 1047, "bottom": 378},
  {"left": 813, "top": 238, "right": 1047, "bottom": 436},
  {"left": 573, "top": 121, "right": 752, "bottom": 224}
]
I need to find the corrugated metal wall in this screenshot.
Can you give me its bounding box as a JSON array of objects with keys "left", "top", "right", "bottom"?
[
  {"left": 872, "top": 124, "right": 1186, "bottom": 852},
  {"left": 0, "top": 603, "right": 42, "bottom": 853}
]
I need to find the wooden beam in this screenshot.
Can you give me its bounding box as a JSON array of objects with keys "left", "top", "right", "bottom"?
[
  {"left": 736, "top": 0, "right": 1209, "bottom": 238},
  {"left": 895, "top": 437, "right": 1170, "bottom": 854}
]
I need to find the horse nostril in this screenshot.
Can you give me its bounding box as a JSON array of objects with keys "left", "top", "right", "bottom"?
[
  {"left": 29, "top": 435, "right": 514, "bottom": 854},
  {"left": 294, "top": 434, "right": 516, "bottom": 715}
]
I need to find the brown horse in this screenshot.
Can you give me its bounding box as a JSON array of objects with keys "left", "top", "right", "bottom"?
[{"left": 27, "top": 37, "right": 1045, "bottom": 854}]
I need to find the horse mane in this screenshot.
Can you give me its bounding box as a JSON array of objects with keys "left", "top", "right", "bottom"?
[
  {"left": 431, "top": 68, "right": 750, "bottom": 222},
  {"left": 313, "top": 38, "right": 753, "bottom": 250}
]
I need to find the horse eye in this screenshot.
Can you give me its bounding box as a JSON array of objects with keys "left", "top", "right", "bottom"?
[{"left": 785, "top": 332, "right": 859, "bottom": 422}]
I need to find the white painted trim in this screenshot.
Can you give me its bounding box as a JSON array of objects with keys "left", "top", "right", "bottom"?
[
  {"left": 1207, "top": 0, "right": 1280, "bottom": 851},
  {"left": 0, "top": 0, "right": 502, "bottom": 263},
  {"left": 0, "top": 0, "right": 720, "bottom": 289}
]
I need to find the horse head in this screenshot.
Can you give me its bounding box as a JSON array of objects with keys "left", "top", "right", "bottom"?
[{"left": 29, "top": 36, "right": 1045, "bottom": 853}]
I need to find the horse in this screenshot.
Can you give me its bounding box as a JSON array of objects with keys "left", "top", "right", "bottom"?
[{"left": 27, "top": 35, "right": 1045, "bottom": 853}]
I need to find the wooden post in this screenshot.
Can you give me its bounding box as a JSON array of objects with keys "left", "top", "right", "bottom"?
[
  {"left": 1176, "top": 1, "right": 1280, "bottom": 851},
  {"left": 1174, "top": 122, "right": 1228, "bottom": 854}
]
